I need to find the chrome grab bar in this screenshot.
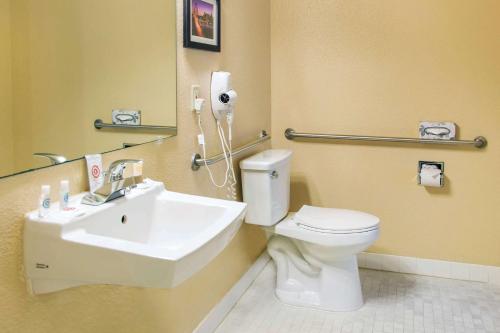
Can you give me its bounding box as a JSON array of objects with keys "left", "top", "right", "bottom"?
[
  {"left": 285, "top": 128, "right": 487, "bottom": 149},
  {"left": 191, "top": 130, "right": 271, "bottom": 171},
  {"left": 94, "top": 119, "right": 177, "bottom": 135}
]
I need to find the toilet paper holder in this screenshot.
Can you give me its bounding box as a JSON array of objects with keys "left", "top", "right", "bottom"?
[{"left": 418, "top": 161, "right": 445, "bottom": 187}]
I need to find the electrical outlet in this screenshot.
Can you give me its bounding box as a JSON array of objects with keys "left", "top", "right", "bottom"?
[{"left": 191, "top": 85, "right": 201, "bottom": 111}]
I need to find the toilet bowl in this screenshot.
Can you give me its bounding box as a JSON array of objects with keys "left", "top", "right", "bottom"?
[
  {"left": 240, "top": 150, "right": 380, "bottom": 312},
  {"left": 269, "top": 210, "right": 379, "bottom": 311}
]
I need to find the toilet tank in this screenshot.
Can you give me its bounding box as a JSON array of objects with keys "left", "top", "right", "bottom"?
[{"left": 240, "top": 149, "right": 292, "bottom": 226}]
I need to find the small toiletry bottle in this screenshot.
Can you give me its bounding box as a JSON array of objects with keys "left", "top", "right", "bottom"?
[
  {"left": 59, "top": 180, "right": 70, "bottom": 210},
  {"left": 39, "top": 185, "right": 51, "bottom": 218}
]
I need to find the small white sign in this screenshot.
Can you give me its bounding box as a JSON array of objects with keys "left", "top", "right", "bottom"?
[
  {"left": 419, "top": 121, "right": 456, "bottom": 140},
  {"left": 112, "top": 110, "right": 141, "bottom": 125}
]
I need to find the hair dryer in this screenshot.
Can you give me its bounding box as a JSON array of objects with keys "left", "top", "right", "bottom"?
[{"left": 211, "top": 72, "right": 238, "bottom": 121}]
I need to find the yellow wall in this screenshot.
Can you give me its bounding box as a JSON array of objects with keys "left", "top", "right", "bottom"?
[
  {"left": 0, "top": 0, "right": 270, "bottom": 332},
  {"left": 271, "top": 0, "right": 500, "bottom": 266},
  {"left": 9, "top": 0, "right": 177, "bottom": 172},
  {"left": 0, "top": 0, "right": 14, "bottom": 175}
]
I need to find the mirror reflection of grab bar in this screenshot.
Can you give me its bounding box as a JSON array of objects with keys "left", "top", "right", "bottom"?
[
  {"left": 33, "top": 153, "right": 68, "bottom": 165},
  {"left": 94, "top": 119, "right": 177, "bottom": 135},
  {"left": 285, "top": 128, "right": 487, "bottom": 149}
]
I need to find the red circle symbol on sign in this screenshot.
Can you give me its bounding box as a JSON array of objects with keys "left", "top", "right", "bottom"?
[{"left": 91, "top": 165, "right": 100, "bottom": 178}]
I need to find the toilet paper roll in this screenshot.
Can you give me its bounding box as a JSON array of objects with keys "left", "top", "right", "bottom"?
[{"left": 419, "top": 165, "right": 442, "bottom": 187}]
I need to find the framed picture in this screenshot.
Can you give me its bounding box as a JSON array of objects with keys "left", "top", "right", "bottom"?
[{"left": 184, "top": 0, "right": 221, "bottom": 52}]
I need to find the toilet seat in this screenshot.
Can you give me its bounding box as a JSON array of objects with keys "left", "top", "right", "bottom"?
[
  {"left": 275, "top": 213, "right": 379, "bottom": 248},
  {"left": 275, "top": 206, "right": 380, "bottom": 247},
  {"left": 294, "top": 205, "right": 379, "bottom": 234},
  {"left": 298, "top": 224, "right": 379, "bottom": 234}
]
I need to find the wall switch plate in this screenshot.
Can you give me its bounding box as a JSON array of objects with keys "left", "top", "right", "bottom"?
[
  {"left": 191, "top": 85, "right": 201, "bottom": 111},
  {"left": 112, "top": 109, "right": 141, "bottom": 125}
]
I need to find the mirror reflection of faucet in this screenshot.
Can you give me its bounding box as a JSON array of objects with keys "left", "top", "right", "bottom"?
[
  {"left": 82, "top": 156, "right": 144, "bottom": 206},
  {"left": 33, "top": 153, "right": 67, "bottom": 165}
]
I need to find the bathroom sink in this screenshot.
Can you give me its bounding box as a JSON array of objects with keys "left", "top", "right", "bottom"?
[{"left": 24, "top": 179, "right": 246, "bottom": 294}]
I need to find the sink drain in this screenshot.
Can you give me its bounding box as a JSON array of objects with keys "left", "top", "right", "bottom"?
[{"left": 121, "top": 215, "right": 127, "bottom": 224}]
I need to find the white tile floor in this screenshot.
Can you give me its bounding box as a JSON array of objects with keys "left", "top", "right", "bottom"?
[{"left": 215, "top": 261, "right": 500, "bottom": 333}]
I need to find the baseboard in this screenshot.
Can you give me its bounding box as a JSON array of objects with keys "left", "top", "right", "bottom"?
[
  {"left": 193, "top": 251, "right": 271, "bottom": 333},
  {"left": 358, "top": 252, "right": 500, "bottom": 286}
]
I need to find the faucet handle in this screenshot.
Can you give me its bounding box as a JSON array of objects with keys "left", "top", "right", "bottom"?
[
  {"left": 109, "top": 163, "right": 127, "bottom": 182},
  {"left": 106, "top": 159, "right": 143, "bottom": 182}
]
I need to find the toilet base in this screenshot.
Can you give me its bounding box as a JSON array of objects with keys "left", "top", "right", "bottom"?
[{"left": 268, "top": 236, "right": 364, "bottom": 312}]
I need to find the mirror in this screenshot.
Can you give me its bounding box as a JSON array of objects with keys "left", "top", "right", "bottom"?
[{"left": 0, "top": 0, "right": 177, "bottom": 178}]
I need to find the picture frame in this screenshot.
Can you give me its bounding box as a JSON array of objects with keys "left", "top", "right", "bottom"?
[{"left": 183, "top": 0, "right": 221, "bottom": 52}]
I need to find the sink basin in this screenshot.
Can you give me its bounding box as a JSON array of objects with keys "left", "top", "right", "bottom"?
[{"left": 24, "top": 179, "right": 246, "bottom": 294}]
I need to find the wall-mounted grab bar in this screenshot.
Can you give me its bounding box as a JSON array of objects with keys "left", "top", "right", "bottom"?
[
  {"left": 285, "top": 128, "right": 487, "bottom": 149},
  {"left": 94, "top": 119, "right": 177, "bottom": 135},
  {"left": 192, "top": 131, "right": 271, "bottom": 171}
]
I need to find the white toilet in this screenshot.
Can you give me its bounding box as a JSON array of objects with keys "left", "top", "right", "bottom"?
[{"left": 240, "top": 149, "right": 380, "bottom": 311}]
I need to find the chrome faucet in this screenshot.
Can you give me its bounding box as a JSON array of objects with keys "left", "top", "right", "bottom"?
[{"left": 82, "top": 159, "right": 144, "bottom": 206}]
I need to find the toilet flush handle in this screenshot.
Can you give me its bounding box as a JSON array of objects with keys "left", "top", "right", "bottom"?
[{"left": 270, "top": 170, "right": 279, "bottom": 179}]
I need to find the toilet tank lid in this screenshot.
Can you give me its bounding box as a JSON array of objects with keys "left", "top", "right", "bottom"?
[
  {"left": 294, "top": 205, "right": 380, "bottom": 232},
  {"left": 240, "top": 149, "right": 292, "bottom": 171}
]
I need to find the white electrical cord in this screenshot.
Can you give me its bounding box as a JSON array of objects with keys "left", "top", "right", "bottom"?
[
  {"left": 218, "top": 123, "right": 237, "bottom": 201},
  {"left": 218, "top": 121, "right": 237, "bottom": 181},
  {"left": 217, "top": 121, "right": 234, "bottom": 182},
  {"left": 197, "top": 113, "right": 230, "bottom": 188},
  {"left": 220, "top": 115, "right": 238, "bottom": 200},
  {"left": 195, "top": 97, "right": 238, "bottom": 200}
]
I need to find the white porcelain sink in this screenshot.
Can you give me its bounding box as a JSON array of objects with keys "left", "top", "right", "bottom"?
[{"left": 24, "top": 179, "right": 246, "bottom": 294}]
